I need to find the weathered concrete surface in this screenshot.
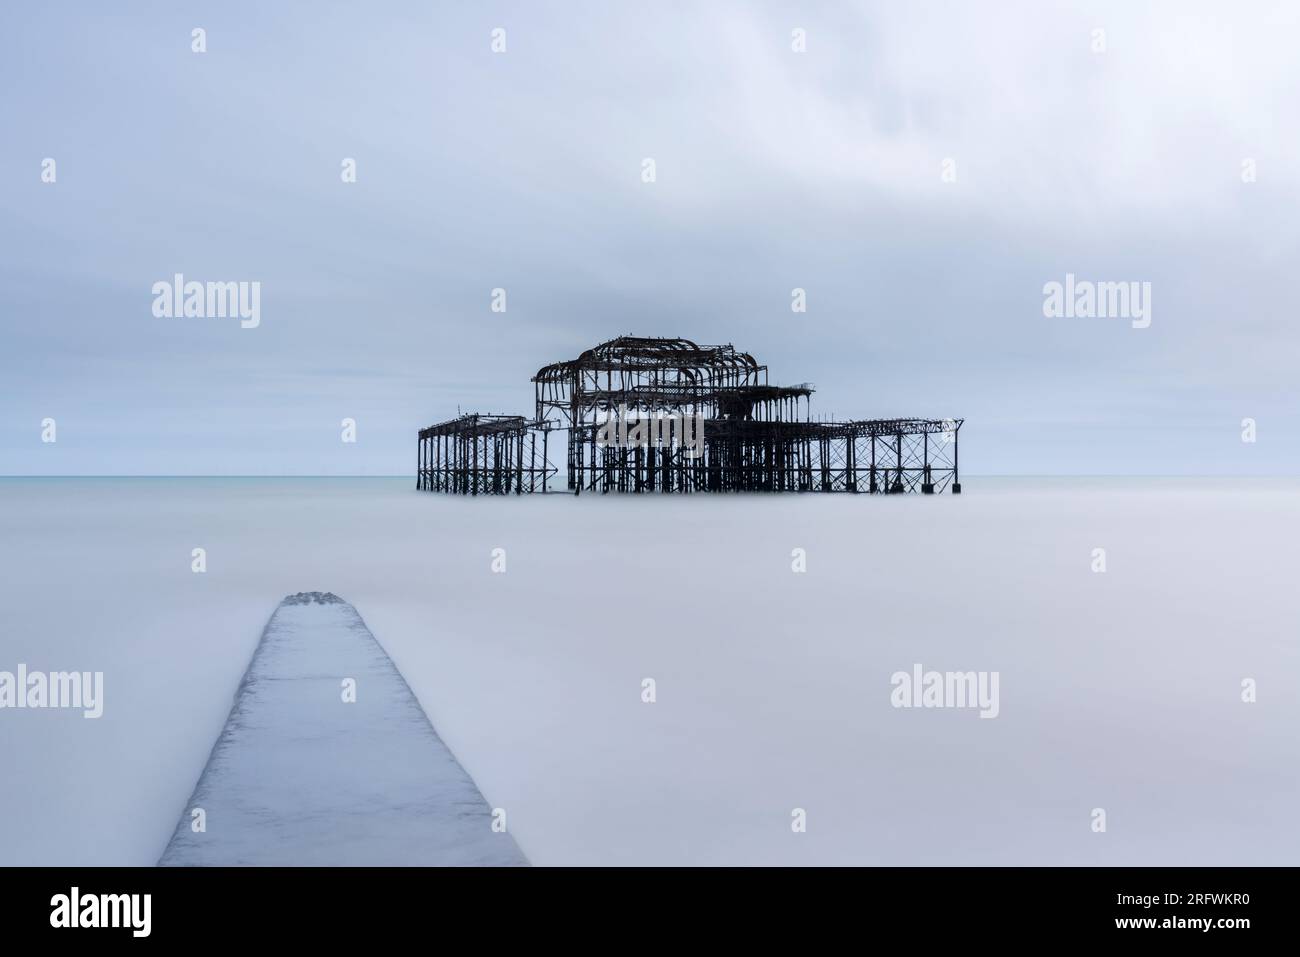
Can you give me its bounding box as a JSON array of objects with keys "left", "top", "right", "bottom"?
[{"left": 160, "top": 593, "right": 526, "bottom": 866}]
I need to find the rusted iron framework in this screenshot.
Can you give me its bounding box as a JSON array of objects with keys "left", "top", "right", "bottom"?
[
  {"left": 416, "top": 413, "right": 555, "bottom": 495},
  {"left": 418, "top": 336, "right": 962, "bottom": 495}
]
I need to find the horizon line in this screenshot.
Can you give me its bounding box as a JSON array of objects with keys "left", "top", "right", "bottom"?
[{"left": 3, "top": 473, "right": 1298, "bottom": 480}]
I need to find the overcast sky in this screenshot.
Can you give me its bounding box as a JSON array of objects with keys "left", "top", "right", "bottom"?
[{"left": 2, "top": 1, "right": 1298, "bottom": 475}]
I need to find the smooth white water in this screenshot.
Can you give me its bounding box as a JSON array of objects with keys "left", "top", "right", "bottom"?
[{"left": 1, "top": 477, "right": 1296, "bottom": 865}]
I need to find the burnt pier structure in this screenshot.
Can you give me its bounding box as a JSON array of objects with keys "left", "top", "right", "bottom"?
[
  {"left": 417, "top": 336, "right": 962, "bottom": 495},
  {"left": 417, "top": 413, "right": 555, "bottom": 495}
]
